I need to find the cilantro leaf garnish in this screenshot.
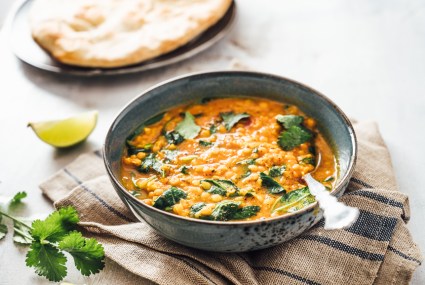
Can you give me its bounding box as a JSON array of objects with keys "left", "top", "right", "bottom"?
[
  {"left": 175, "top": 112, "right": 201, "bottom": 139},
  {"left": 260, "top": 172, "right": 286, "bottom": 194},
  {"left": 220, "top": 112, "right": 250, "bottom": 131},
  {"left": 58, "top": 231, "right": 105, "bottom": 276},
  {"left": 26, "top": 242, "right": 67, "bottom": 282},
  {"left": 278, "top": 125, "right": 313, "bottom": 151},
  {"left": 31, "top": 206, "right": 79, "bottom": 243},
  {"left": 276, "top": 115, "right": 304, "bottom": 128},
  {"left": 10, "top": 191, "right": 27, "bottom": 205},
  {"left": 0, "top": 203, "right": 105, "bottom": 282}
]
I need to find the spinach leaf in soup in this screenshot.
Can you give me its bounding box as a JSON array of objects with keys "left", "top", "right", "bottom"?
[
  {"left": 202, "top": 179, "right": 238, "bottom": 196},
  {"left": 199, "top": 140, "right": 213, "bottom": 147},
  {"left": 260, "top": 173, "right": 286, "bottom": 194},
  {"left": 164, "top": 131, "right": 184, "bottom": 145},
  {"left": 276, "top": 115, "right": 304, "bottom": 129},
  {"left": 300, "top": 156, "right": 315, "bottom": 166},
  {"left": 189, "top": 202, "right": 207, "bottom": 218},
  {"left": 175, "top": 112, "right": 201, "bottom": 139},
  {"left": 180, "top": 166, "right": 189, "bottom": 175},
  {"left": 138, "top": 153, "right": 165, "bottom": 177},
  {"left": 153, "top": 187, "right": 187, "bottom": 210},
  {"left": 278, "top": 125, "right": 313, "bottom": 151},
  {"left": 201, "top": 202, "right": 260, "bottom": 221},
  {"left": 233, "top": 206, "right": 261, "bottom": 220},
  {"left": 272, "top": 187, "right": 314, "bottom": 213},
  {"left": 220, "top": 112, "right": 250, "bottom": 131},
  {"left": 209, "top": 201, "right": 241, "bottom": 221},
  {"left": 269, "top": 165, "right": 286, "bottom": 177},
  {"left": 209, "top": 124, "right": 217, "bottom": 134}
]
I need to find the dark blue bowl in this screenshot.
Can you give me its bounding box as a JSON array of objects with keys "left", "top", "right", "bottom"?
[{"left": 103, "top": 71, "right": 357, "bottom": 252}]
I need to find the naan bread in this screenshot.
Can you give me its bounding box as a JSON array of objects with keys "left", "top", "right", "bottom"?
[{"left": 29, "top": 0, "right": 232, "bottom": 68}]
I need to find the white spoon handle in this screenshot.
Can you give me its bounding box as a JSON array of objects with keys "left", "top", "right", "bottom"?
[{"left": 303, "top": 173, "right": 359, "bottom": 230}]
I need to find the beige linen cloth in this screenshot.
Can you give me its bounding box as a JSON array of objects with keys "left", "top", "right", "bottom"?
[{"left": 40, "top": 121, "right": 422, "bottom": 285}]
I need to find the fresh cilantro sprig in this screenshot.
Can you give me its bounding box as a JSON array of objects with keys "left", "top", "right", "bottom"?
[
  {"left": 220, "top": 112, "right": 250, "bottom": 131},
  {"left": 275, "top": 114, "right": 313, "bottom": 150},
  {"left": 0, "top": 204, "right": 105, "bottom": 282},
  {"left": 175, "top": 112, "right": 201, "bottom": 139}
]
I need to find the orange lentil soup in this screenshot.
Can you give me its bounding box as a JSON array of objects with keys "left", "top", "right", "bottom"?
[{"left": 121, "top": 98, "right": 337, "bottom": 221}]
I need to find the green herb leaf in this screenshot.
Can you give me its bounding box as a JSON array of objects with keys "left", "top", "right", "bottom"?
[
  {"left": 58, "top": 231, "right": 105, "bottom": 276},
  {"left": 276, "top": 115, "right": 304, "bottom": 128},
  {"left": 209, "top": 124, "right": 217, "bottom": 134},
  {"left": 199, "top": 140, "right": 213, "bottom": 147},
  {"left": 209, "top": 201, "right": 241, "bottom": 221},
  {"left": 202, "top": 179, "right": 238, "bottom": 196},
  {"left": 26, "top": 242, "right": 67, "bottom": 282},
  {"left": 13, "top": 219, "right": 32, "bottom": 244},
  {"left": 175, "top": 112, "right": 201, "bottom": 139},
  {"left": 260, "top": 173, "right": 286, "bottom": 194},
  {"left": 31, "top": 206, "right": 79, "bottom": 243},
  {"left": 10, "top": 191, "right": 27, "bottom": 205},
  {"left": 153, "top": 187, "right": 187, "bottom": 210},
  {"left": 164, "top": 131, "right": 185, "bottom": 145},
  {"left": 180, "top": 166, "right": 189, "bottom": 175},
  {"left": 233, "top": 206, "right": 261, "bottom": 220},
  {"left": 269, "top": 166, "right": 286, "bottom": 177},
  {"left": 0, "top": 222, "right": 7, "bottom": 240},
  {"left": 237, "top": 159, "right": 256, "bottom": 178},
  {"left": 300, "top": 156, "right": 315, "bottom": 165},
  {"left": 272, "top": 187, "right": 314, "bottom": 213},
  {"left": 138, "top": 154, "right": 165, "bottom": 177},
  {"left": 220, "top": 112, "right": 250, "bottom": 131},
  {"left": 278, "top": 125, "right": 313, "bottom": 151},
  {"left": 189, "top": 202, "right": 206, "bottom": 218}
]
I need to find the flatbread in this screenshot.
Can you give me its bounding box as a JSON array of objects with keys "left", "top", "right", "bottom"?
[{"left": 29, "top": 0, "right": 232, "bottom": 68}]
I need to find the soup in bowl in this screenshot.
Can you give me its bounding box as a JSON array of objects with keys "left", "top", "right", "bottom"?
[{"left": 103, "top": 71, "right": 356, "bottom": 252}]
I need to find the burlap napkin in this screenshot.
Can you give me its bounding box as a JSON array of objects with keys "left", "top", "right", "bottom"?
[{"left": 40, "top": 121, "right": 422, "bottom": 285}]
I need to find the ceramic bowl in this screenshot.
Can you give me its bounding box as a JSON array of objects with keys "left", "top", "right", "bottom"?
[{"left": 103, "top": 71, "right": 357, "bottom": 252}]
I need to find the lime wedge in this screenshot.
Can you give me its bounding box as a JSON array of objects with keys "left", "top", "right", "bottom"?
[{"left": 28, "top": 110, "right": 98, "bottom": 148}]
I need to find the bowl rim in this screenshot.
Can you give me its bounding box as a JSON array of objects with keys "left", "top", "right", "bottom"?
[{"left": 103, "top": 70, "right": 357, "bottom": 226}]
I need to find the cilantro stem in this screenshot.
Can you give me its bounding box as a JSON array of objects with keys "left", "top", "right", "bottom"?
[
  {"left": 0, "top": 210, "right": 32, "bottom": 229},
  {"left": 13, "top": 227, "right": 34, "bottom": 241}
]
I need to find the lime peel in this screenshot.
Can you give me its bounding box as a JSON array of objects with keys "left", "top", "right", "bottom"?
[{"left": 28, "top": 110, "right": 98, "bottom": 148}]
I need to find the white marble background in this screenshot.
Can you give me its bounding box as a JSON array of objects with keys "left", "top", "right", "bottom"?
[{"left": 0, "top": 0, "right": 424, "bottom": 284}]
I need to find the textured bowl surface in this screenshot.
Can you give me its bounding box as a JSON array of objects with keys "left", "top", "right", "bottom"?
[{"left": 103, "top": 71, "right": 357, "bottom": 252}]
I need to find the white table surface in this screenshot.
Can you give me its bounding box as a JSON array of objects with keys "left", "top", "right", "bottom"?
[{"left": 0, "top": 0, "right": 424, "bottom": 284}]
